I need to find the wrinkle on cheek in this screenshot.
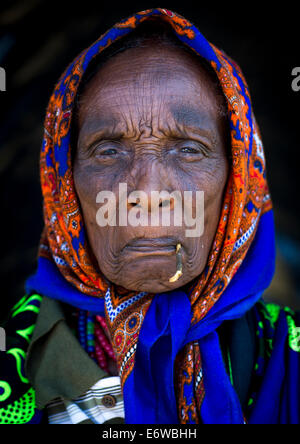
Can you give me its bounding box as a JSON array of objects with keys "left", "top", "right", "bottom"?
[
  {"left": 74, "top": 156, "right": 125, "bottom": 196},
  {"left": 203, "top": 159, "right": 228, "bottom": 184},
  {"left": 73, "top": 164, "right": 98, "bottom": 205}
]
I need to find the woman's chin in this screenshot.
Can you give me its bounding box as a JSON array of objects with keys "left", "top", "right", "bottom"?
[
  {"left": 99, "top": 250, "right": 205, "bottom": 293},
  {"left": 113, "top": 278, "right": 183, "bottom": 294},
  {"left": 104, "top": 262, "right": 192, "bottom": 294}
]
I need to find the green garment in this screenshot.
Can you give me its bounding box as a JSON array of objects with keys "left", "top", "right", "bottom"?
[{"left": 25, "top": 296, "right": 109, "bottom": 410}]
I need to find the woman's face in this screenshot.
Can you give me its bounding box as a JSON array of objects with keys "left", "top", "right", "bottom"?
[{"left": 74, "top": 44, "right": 229, "bottom": 293}]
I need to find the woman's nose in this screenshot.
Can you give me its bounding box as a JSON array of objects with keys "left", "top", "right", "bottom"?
[{"left": 126, "top": 160, "right": 176, "bottom": 212}]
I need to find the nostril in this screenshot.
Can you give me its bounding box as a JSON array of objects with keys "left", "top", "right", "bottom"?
[
  {"left": 159, "top": 198, "right": 175, "bottom": 209},
  {"left": 127, "top": 195, "right": 176, "bottom": 210},
  {"left": 128, "top": 198, "right": 141, "bottom": 208},
  {"left": 160, "top": 201, "right": 168, "bottom": 209}
]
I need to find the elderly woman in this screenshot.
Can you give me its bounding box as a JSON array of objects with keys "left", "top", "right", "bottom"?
[{"left": 0, "top": 8, "right": 299, "bottom": 425}]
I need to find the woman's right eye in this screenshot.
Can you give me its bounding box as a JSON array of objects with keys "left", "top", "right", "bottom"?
[
  {"left": 92, "top": 141, "right": 121, "bottom": 158},
  {"left": 98, "top": 147, "right": 118, "bottom": 156}
]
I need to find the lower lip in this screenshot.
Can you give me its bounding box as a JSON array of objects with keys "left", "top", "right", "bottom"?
[{"left": 123, "top": 245, "right": 176, "bottom": 256}]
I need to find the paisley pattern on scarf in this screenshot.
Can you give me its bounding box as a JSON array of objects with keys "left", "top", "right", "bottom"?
[{"left": 35, "top": 8, "right": 274, "bottom": 422}]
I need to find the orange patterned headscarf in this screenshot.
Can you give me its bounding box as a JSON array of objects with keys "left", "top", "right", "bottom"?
[{"left": 36, "top": 9, "right": 274, "bottom": 423}]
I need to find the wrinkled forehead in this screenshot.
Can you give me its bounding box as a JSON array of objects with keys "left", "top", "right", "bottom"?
[
  {"left": 83, "top": 46, "right": 222, "bottom": 109},
  {"left": 74, "top": 48, "right": 228, "bottom": 147},
  {"left": 75, "top": 48, "right": 228, "bottom": 155}
]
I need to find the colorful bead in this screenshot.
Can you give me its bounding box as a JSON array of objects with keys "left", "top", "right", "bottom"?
[{"left": 77, "top": 310, "right": 116, "bottom": 373}]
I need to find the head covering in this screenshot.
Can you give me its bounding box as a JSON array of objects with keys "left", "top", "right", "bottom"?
[{"left": 26, "top": 8, "right": 276, "bottom": 423}]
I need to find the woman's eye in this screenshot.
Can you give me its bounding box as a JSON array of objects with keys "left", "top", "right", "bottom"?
[
  {"left": 95, "top": 146, "right": 119, "bottom": 157},
  {"left": 180, "top": 146, "right": 200, "bottom": 154},
  {"left": 175, "top": 142, "right": 209, "bottom": 162},
  {"left": 100, "top": 148, "right": 117, "bottom": 155}
]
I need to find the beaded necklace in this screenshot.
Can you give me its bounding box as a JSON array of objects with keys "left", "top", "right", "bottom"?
[{"left": 77, "top": 310, "right": 117, "bottom": 374}]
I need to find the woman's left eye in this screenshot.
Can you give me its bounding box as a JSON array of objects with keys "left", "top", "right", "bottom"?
[{"left": 180, "top": 146, "right": 200, "bottom": 154}]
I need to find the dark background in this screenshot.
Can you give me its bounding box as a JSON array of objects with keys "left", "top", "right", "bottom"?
[{"left": 1, "top": 1, "right": 300, "bottom": 318}]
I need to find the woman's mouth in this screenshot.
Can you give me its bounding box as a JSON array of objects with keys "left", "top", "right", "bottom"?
[{"left": 122, "top": 237, "right": 178, "bottom": 256}]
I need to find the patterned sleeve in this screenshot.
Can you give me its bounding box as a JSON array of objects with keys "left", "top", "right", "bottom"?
[
  {"left": 245, "top": 300, "right": 300, "bottom": 424},
  {"left": 0, "top": 294, "right": 44, "bottom": 424}
]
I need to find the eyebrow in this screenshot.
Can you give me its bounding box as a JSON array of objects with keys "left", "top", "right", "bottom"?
[
  {"left": 170, "top": 103, "right": 216, "bottom": 139},
  {"left": 78, "top": 117, "right": 124, "bottom": 148}
]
